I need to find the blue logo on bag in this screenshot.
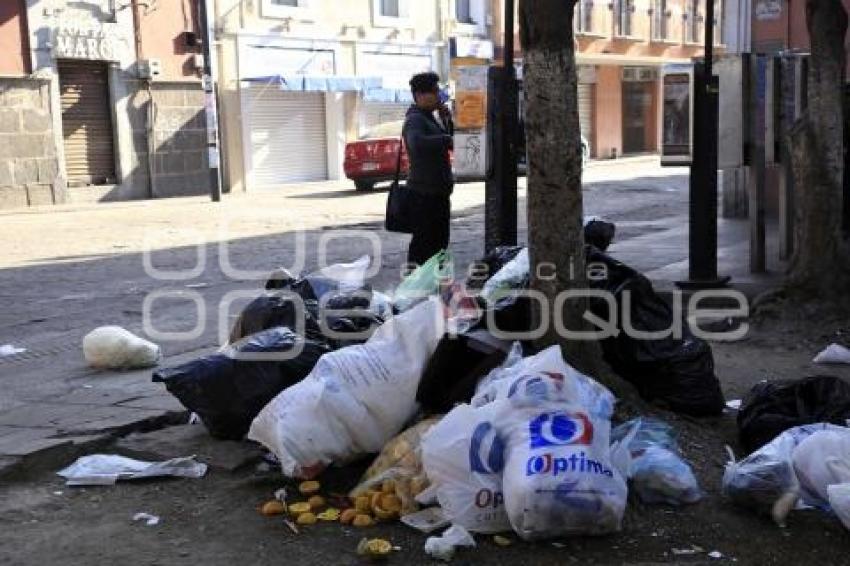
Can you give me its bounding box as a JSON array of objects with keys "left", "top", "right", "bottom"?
[
  {"left": 469, "top": 422, "right": 505, "bottom": 475},
  {"left": 528, "top": 412, "right": 594, "bottom": 449}
]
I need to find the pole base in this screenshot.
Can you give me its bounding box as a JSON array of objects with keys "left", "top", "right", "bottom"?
[{"left": 675, "top": 276, "right": 732, "bottom": 290}]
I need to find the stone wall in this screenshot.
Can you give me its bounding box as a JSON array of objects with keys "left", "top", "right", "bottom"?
[
  {"left": 0, "top": 78, "right": 61, "bottom": 208},
  {"left": 129, "top": 82, "right": 209, "bottom": 198}
]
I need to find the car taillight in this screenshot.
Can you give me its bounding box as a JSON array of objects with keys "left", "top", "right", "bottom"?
[{"left": 382, "top": 141, "right": 398, "bottom": 155}]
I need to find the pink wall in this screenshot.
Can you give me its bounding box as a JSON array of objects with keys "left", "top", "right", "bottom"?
[
  {"left": 136, "top": 0, "right": 202, "bottom": 80},
  {"left": 0, "top": 0, "right": 28, "bottom": 75},
  {"left": 594, "top": 65, "right": 623, "bottom": 159}
]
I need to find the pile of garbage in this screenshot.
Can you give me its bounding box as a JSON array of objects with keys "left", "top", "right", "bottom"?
[{"left": 105, "top": 217, "right": 848, "bottom": 556}]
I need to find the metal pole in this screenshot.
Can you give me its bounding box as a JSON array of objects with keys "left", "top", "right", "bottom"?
[
  {"left": 200, "top": 0, "right": 222, "bottom": 202},
  {"left": 677, "top": 0, "right": 729, "bottom": 289},
  {"left": 501, "top": 0, "right": 518, "bottom": 246}
]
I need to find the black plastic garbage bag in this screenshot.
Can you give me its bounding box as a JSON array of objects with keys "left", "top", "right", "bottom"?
[
  {"left": 153, "top": 327, "right": 330, "bottom": 440},
  {"left": 230, "top": 286, "right": 381, "bottom": 347},
  {"left": 588, "top": 249, "right": 725, "bottom": 416},
  {"left": 466, "top": 246, "right": 525, "bottom": 290},
  {"left": 417, "top": 329, "right": 512, "bottom": 414},
  {"left": 737, "top": 375, "right": 850, "bottom": 452}
]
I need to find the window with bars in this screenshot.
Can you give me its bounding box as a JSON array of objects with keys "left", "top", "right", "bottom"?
[
  {"left": 686, "top": 0, "right": 701, "bottom": 43},
  {"left": 652, "top": 0, "right": 668, "bottom": 40},
  {"left": 576, "top": 0, "right": 594, "bottom": 33},
  {"left": 616, "top": 0, "right": 634, "bottom": 37},
  {"left": 381, "top": 0, "right": 400, "bottom": 17}
]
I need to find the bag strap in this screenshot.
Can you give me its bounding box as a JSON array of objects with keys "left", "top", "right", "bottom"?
[{"left": 394, "top": 127, "right": 405, "bottom": 185}]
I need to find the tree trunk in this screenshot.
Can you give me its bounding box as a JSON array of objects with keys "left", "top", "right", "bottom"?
[
  {"left": 788, "top": 0, "right": 849, "bottom": 292},
  {"left": 519, "top": 0, "right": 635, "bottom": 399}
]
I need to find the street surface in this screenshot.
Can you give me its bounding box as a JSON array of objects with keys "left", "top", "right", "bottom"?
[{"left": 2, "top": 159, "right": 849, "bottom": 565}]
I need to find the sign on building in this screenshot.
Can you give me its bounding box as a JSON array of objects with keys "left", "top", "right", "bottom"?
[
  {"left": 661, "top": 64, "right": 693, "bottom": 166},
  {"left": 53, "top": 25, "right": 123, "bottom": 61}
]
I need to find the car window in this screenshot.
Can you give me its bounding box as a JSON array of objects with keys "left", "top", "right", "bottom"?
[{"left": 359, "top": 120, "right": 404, "bottom": 140}]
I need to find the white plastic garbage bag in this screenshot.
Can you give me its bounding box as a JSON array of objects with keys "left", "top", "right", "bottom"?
[
  {"left": 424, "top": 524, "right": 476, "bottom": 562},
  {"left": 312, "top": 255, "right": 370, "bottom": 294},
  {"left": 481, "top": 248, "right": 528, "bottom": 302},
  {"left": 813, "top": 344, "right": 850, "bottom": 365},
  {"left": 248, "top": 299, "right": 445, "bottom": 478},
  {"left": 82, "top": 326, "right": 161, "bottom": 369},
  {"left": 472, "top": 345, "right": 614, "bottom": 419},
  {"left": 499, "top": 394, "right": 628, "bottom": 540},
  {"left": 792, "top": 428, "right": 850, "bottom": 508},
  {"left": 722, "top": 423, "right": 848, "bottom": 526},
  {"left": 827, "top": 483, "right": 850, "bottom": 530},
  {"left": 57, "top": 454, "right": 207, "bottom": 486},
  {"left": 421, "top": 402, "right": 512, "bottom": 534}
]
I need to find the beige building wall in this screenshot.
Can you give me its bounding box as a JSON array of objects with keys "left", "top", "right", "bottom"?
[{"left": 214, "top": 0, "right": 457, "bottom": 193}]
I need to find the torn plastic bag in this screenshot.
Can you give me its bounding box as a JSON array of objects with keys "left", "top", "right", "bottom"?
[
  {"left": 416, "top": 330, "right": 512, "bottom": 414},
  {"left": 248, "top": 299, "right": 445, "bottom": 478},
  {"left": 349, "top": 416, "right": 442, "bottom": 516},
  {"left": 395, "top": 250, "right": 453, "bottom": 312},
  {"left": 587, "top": 249, "right": 725, "bottom": 417},
  {"left": 420, "top": 401, "right": 512, "bottom": 534},
  {"left": 424, "top": 524, "right": 476, "bottom": 562},
  {"left": 265, "top": 256, "right": 370, "bottom": 296},
  {"left": 153, "top": 328, "right": 329, "bottom": 440},
  {"left": 481, "top": 248, "right": 529, "bottom": 303},
  {"left": 737, "top": 375, "right": 850, "bottom": 452},
  {"left": 792, "top": 428, "right": 850, "bottom": 508},
  {"left": 611, "top": 418, "right": 701, "bottom": 505},
  {"left": 722, "top": 423, "right": 848, "bottom": 526},
  {"left": 57, "top": 454, "right": 207, "bottom": 486}
]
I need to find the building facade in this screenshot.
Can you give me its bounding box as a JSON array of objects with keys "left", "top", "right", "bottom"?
[
  {"left": 0, "top": 0, "right": 209, "bottom": 209},
  {"left": 493, "top": 0, "right": 724, "bottom": 159},
  {"left": 213, "top": 0, "right": 493, "bottom": 193}
]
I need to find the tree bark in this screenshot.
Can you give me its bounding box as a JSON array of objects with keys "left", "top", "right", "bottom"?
[
  {"left": 519, "top": 0, "right": 636, "bottom": 399},
  {"left": 788, "top": 0, "right": 849, "bottom": 292}
]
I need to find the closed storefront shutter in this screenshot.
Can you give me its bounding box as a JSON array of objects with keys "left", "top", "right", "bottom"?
[
  {"left": 59, "top": 60, "right": 115, "bottom": 185},
  {"left": 245, "top": 88, "right": 328, "bottom": 187},
  {"left": 359, "top": 102, "right": 408, "bottom": 137},
  {"left": 578, "top": 83, "right": 595, "bottom": 157}
]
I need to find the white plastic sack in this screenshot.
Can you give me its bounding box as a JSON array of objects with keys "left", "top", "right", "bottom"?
[
  {"left": 827, "top": 483, "right": 850, "bottom": 530},
  {"left": 57, "top": 454, "right": 207, "bottom": 486},
  {"left": 499, "top": 397, "right": 627, "bottom": 539},
  {"left": 722, "top": 423, "right": 847, "bottom": 525},
  {"left": 424, "top": 524, "right": 476, "bottom": 562},
  {"left": 481, "top": 248, "right": 528, "bottom": 303},
  {"left": 792, "top": 428, "right": 850, "bottom": 508},
  {"left": 472, "top": 345, "right": 614, "bottom": 419},
  {"left": 313, "top": 255, "right": 370, "bottom": 294},
  {"left": 82, "top": 326, "right": 161, "bottom": 370},
  {"left": 813, "top": 344, "right": 850, "bottom": 365},
  {"left": 421, "top": 402, "right": 512, "bottom": 534},
  {"left": 248, "top": 299, "right": 445, "bottom": 478}
]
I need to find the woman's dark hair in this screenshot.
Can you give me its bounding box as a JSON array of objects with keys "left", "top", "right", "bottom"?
[{"left": 409, "top": 72, "right": 440, "bottom": 95}]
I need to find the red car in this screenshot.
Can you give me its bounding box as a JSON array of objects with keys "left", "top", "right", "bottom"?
[{"left": 343, "top": 120, "right": 409, "bottom": 192}]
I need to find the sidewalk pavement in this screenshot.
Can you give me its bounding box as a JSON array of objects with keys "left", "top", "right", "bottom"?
[{"left": 0, "top": 162, "right": 784, "bottom": 478}]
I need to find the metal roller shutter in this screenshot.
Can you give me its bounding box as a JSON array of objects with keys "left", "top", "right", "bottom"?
[
  {"left": 578, "top": 83, "right": 594, "bottom": 158},
  {"left": 58, "top": 60, "right": 115, "bottom": 185},
  {"left": 359, "top": 102, "right": 408, "bottom": 137},
  {"left": 245, "top": 88, "right": 328, "bottom": 186}
]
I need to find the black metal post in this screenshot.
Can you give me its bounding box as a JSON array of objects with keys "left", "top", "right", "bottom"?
[
  {"left": 484, "top": 0, "right": 518, "bottom": 252},
  {"left": 677, "top": 0, "right": 729, "bottom": 289},
  {"left": 199, "top": 0, "right": 222, "bottom": 202}
]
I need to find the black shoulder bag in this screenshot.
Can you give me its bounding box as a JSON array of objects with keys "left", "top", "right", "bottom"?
[{"left": 384, "top": 130, "right": 413, "bottom": 234}]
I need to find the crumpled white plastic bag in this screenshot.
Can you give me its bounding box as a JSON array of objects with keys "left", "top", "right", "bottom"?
[
  {"left": 792, "top": 428, "right": 850, "bottom": 507},
  {"left": 424, "top": 524, "right": 476, "bottom": 562},
  {"left": 813, "top": 344, "right": 850, "bottom": 365},
  {"left": 83, "top": 326, "right": 161, "bottom": 369},
  {"left": 58, "top": 454, "right": 207, "bottom": 486},
  {"left": 827, "top": 483, "right": 850, "bottom": 530}
]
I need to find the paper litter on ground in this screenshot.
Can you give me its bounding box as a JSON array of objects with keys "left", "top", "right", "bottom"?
[
  {"left": 813, "top": 344, "right": 850, "bottom": 365},
  {"left": 0, "top": 344, "right": 26, "bottom": 357}
]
